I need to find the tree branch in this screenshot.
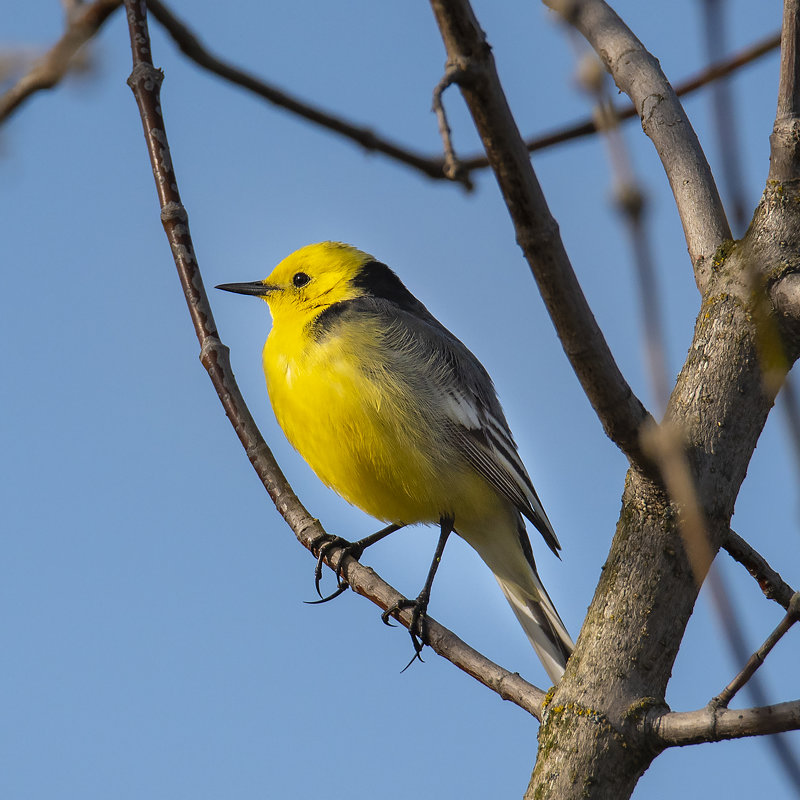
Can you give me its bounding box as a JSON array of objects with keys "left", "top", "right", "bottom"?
[
  {"left": 724, "top": 529, "right": 797, "bottom": 608},
  {"left": 0, "top": 0, "right": 120, "bottom": 123},
  {"left": 770, "top": 0, "right": 800, "bottom": 182},
  {"left": 144, "top": 0, "right": 462, "bottom": 186},
  {"left": 711, "top": 592, "right": 800, "bottom": 708},
  {"left": 428, "top": 0, "right": 654, "bottom": 471},
  {"left": 547, "top": 0, "right": 732, "bottom": 290},
  {"left": 458, "top": 29, "right": 780, "bottom": 169},
  {"left": 121, "top": 0, "right": 547, "bottom": 719},
  {"left": 432, "top": 65, "right": 471, "bottom": 185},
  {"left": 150, "top": 0, "right": 779, "bottom": 186},
  {"left": 0, "top": 0, "right": 778, "bottom": 193},
  {"left": 648, "top": 698, "right": 800, "bottom": 747}
]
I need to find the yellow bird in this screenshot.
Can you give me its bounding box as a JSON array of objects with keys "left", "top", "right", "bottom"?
[{"left": 217, "top": 241, "right": 573, "bottom": 682}]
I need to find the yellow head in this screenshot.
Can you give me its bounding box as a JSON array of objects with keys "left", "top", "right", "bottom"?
[{"left": 217, "top": 241, "right": 420, "bottom": 326}]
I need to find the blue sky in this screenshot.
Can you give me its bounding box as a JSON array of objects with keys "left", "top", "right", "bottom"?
[{"left": 2, "top": 1, "right": 797, "bottom": 798}]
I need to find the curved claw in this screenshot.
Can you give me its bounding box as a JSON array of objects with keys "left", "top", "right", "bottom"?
[
  {"left": 381, "top": 597, "right": 416, "bottom": 627},
  {"left": 385, "top": 597, "right": 429, "bottom": 669},
  {"left": 400, "top": 645, "right": 425, "bottom": 672},
  {"left": 309, "top": 524, "right": 405, "bottom": 608},
  {"left": 310, "top": 524, "right": 405, "bottom": 602},
  {"left": 304, "top": 583, "right": 349, "bottom": 605},
  {"left": 381, "top": 607, "right": 399, "bottom": 627},
  {"left": 381, "top": 597, "right": 429, "bottom": 672},
  {"left": 314, "top": 549, "right": 327, "bottom": 598},
  {"left": 310, "top": 535, "right": 352, "bottom": 598}
]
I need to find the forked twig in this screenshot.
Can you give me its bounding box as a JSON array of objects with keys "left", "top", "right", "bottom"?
[
  {"left": 711, "top": 593, "right": 800, "bottom": 709},
  {"left": 458, "top": 29, "right": 780, "bottom": 169},
  {"left": 432, "top": 64, "right": 472, "bottom": 187},
  {"left": 144, "top": 0, "right": 465, "bottom": 186}
]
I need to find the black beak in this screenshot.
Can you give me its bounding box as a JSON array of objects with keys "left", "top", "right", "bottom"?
[{"left": 215, "top": 281, "right": 274, "bottom": 297}]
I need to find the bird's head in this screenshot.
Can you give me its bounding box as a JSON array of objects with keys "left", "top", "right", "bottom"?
[{"left": 217, "top": 241, "right": 419, "bottom": 323}]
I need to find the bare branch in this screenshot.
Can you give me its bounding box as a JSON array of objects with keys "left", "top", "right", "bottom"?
[
  {"left": 670, "top": 31, "right": 779, "bottom": 100},
  {"left": 150, "top": 0, "right": 778, "bottom": 197},
  {"left": 719, "top": 531, "right": 800, "bottom": 789},
  {"left": 432, "top": 65, "right": 471, "bottom": 186},
  {"left": 712, "top": 593, "right": 800, "bottom": 708},
  {"left": 458, "top": 29, "right": 780, "bottom": 168},
  {"left": 428, "top": 0, "right": 654, "bottom": 471},
  {"left": 0, "top": 0, "right": 120, "bottom": 124},
  {"left": 648, "top": 698, "right": 800, "bottom": 747},
  {"left": 145, "top": 1, "right": 779, "bottom": 183},
  {"left": 546, "top": 0, "right": 732, "bottom": 290},
  {"left": 770, "top": 0, "right": 800, "bottom": 182},
  {"left": 333, "top": 545, "right": 547, "bottom": 717},
  {"left": 143, "top": 0, "right": 463, "bottom": 186},
  {"left": 724, "top": 529, "right": 797, "bottom": 608},
  {"left": 121, "top": 0, "right": 547, "bottom": 719}
]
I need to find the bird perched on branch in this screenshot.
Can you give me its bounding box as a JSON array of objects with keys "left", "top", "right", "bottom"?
[{"left": 217, "top": 241, "right": 573, "bottom": 683}]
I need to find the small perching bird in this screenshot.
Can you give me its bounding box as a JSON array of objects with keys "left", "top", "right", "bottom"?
[{"left": 217, "top": 242, "right": 573, "bottom": 683}]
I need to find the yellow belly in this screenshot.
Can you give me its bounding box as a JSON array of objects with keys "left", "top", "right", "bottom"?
[{"left": 262, "top": 323, "right": 498, "bottom": 526}]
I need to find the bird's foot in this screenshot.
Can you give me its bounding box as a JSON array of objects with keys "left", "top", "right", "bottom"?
[
  {"left": 307, "top": 524, "right": 404, "bottom": 604},
  {"left": 381, "top": 594, "right": 430, "bottom": 669},
  {"left": 306, "top": 534, "right": 365, "bottom": 603}
]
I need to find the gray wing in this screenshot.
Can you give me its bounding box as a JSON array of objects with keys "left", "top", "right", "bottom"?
[{"left": 369, "top": 299, "right": 561, "bottom": 557}]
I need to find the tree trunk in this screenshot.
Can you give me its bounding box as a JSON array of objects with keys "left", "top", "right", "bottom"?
[{"left": 527, "top": 179, "right": 800, "bottom": 797}]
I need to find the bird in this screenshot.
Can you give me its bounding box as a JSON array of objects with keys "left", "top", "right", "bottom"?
[{"left": 217, "top": 241, "right": 574, "bottom": 683}]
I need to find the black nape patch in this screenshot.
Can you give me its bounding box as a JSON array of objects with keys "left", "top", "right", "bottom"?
[
  {"left": 352, "top": 261, "right": 422, "bottom": 312},
  {"left": 309, "top": 300, "right": 350, "bottom": 341}
]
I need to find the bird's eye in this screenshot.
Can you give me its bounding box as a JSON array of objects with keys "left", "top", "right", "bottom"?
[{"left": 292, "top": 272, "right": 310, "bottom": 288}]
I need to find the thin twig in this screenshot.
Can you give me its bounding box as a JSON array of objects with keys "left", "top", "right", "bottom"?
[
  {"left": 432, "top": 64, "right": 472, "bottom": 187},
  {"left": 149, "top": 0, "right": 779, "bottom": 187},
  {"left": 0, "top": 0, "right": 779, "bottom": 188},
  {"left": 121, "top": 0, "right": 547, "bottom": 719},
  {"left": 0, "top": 0, "right": 120, "bottom": 123},
  {"left": 712, "top": 593, "right": 800, "bottom": 708},
  {"left": 706, "top": 566, "right": 800, "bottom": 790},
  {"left": 149, "top": 0, "right": 779, "bottom": 180},
  {"left": 458, "top": 29, "right": 780, "bottom": 169},
  {"left": 724, "top": 529, "right": 796, "bottom": 609},
  {"left": 546, "top": 0, "right": 732, "bottom": 291},
  {"left": 144, "top": 0, "right": 466, "bottom": 187}
]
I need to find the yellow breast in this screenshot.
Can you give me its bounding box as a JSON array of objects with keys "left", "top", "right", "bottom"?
[{"left": 262, "top": 314, "right": 495, "bottom": 526}]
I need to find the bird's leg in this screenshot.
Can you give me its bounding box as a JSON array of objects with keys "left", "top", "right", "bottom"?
[
  {"left": 307, "top": 523, "right": 404, "bottom": 603},
  {"left": 382, "top": 516, "right": 454, "bottom": 668}
]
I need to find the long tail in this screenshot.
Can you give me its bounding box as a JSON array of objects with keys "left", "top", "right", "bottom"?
[
  {"left": 494, "top": 571, "right": 574, "bottom": 684},
  {"left": 458, "top": 512, "right": 574, "bottom": 684}
]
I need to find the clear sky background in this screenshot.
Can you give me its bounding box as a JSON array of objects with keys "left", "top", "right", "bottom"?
[{"left": 2, "top": 1, "right": 798, "bottom": 798}]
